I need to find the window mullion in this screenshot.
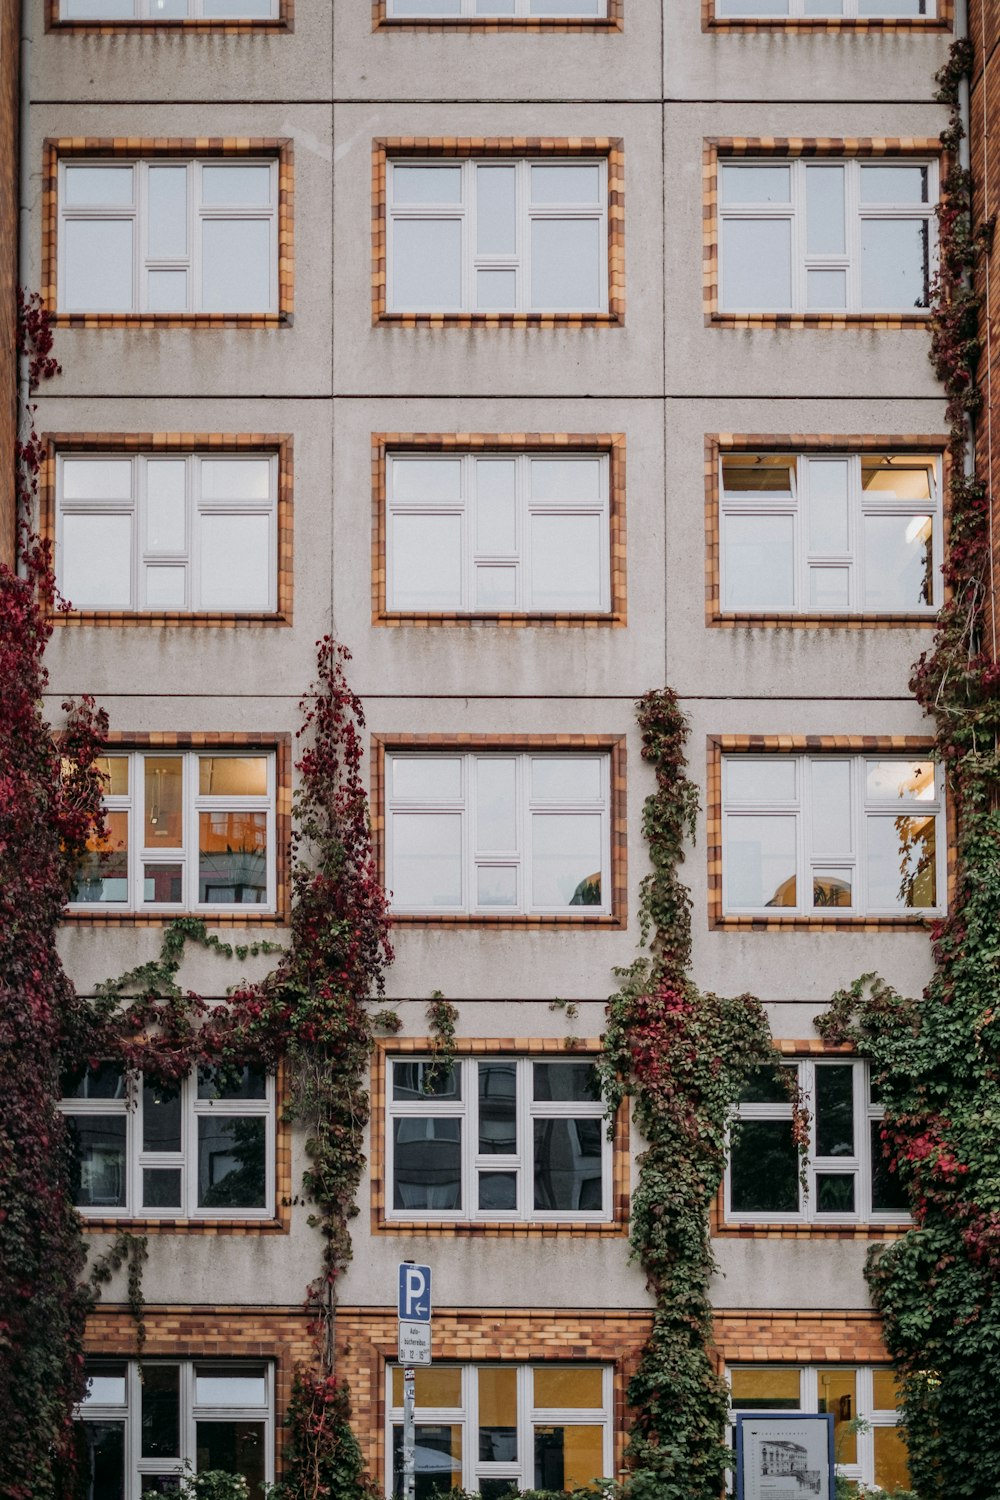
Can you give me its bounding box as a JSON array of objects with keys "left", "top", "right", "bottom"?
[
  {"left": 518, "top": 1059, "right": 531, "bottom": 1220},
  {"left": 518, "top": 159, "right": 529, "bottom": 314},
  {"left": 466, "top": 1058, "right": 478, "bottom": 1220}
]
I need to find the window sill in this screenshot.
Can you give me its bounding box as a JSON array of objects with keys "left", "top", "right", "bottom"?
[
  {"left": 709, "top": 611, "right": 937, "bottom": 629},
  {"left": 47, "top": 17, "right": 291, "bottom": 32},
  {"left": 375, "top": 14, "right": 622, "bottom": 29},
  {"left": 704, "top": 16, "right": 950, "bottom": 32},
  {"left": 713, "top": 1219, "right": 910, "bottom": 1240},
  {"left": 374, "top": 610, "right": 624, "bottom": 628},
  {"left": 709, "top": 913, "right": 937, "bottom": 932},
  {"left": 375, "top": 311, "right": 623, "bottom": 329},
  {"left": 375, "top": 1216, "right": 628, "bottom": 1237},
  {"left": 51, "top": 610, "right": 290, "bottom": 628},
  {"left": 78, "top": 1214, "right": 288, "bottom": 1234},
  {"left": 62, "top": 910, "right": 287, "bottom": 927},
  {"left": 53, "top": 312, "right": 290, "bottom": 330},
  {"left": 708, "top": 311, "right": 931, "bottom": 330}
]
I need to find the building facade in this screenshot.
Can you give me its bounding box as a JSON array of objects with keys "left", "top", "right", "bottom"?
[{"left": 13, "top": 0, "right": 987, "bottom": 1494}]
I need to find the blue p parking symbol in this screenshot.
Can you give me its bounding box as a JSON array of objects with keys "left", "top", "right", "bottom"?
[{"left": 398, "top": 1262, "right": 432, "bottom": 1323}]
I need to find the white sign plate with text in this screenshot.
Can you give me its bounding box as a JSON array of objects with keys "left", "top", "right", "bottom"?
[{"left": 397, "top": 1320, "right": 432, "bottom": 1366}]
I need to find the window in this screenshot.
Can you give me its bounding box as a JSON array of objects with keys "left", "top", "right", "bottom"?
[
  {"left": 716, "top": 0, "right": 933, "bottom": 15},
  {"left": 59, "top": 1062, "right": 275, "bottom": 1218},
  {"left": 718, "top": 158, "right": 936, "bottom": 314},
  {"left": 75, "top": 1359, "right": 273, "bottom": 1498},
  {"left": 386, "top": 1363, "right": 613, "bottom": 1496},
  {"left": 719, "top": 451, "right": 941, "bottom": 615},
  {"left": 728, "top": 1366, "right": 909, "bottom": 1493},
  {"left": 387, "top": 451, "right": 611, "bottom": 614},
  {"left": 721, "top": 753, "right": 944, "bottom": 916},
  {"left": 385, "top": 750, "right": 611, "bottom": 914},
  {"left": 387, "top": 0, "right": 607, "bottom": 13},
  {"left": 726, "top": 1059, "right": 908, "bottom": 1224},
  {"left": 59, "top": 0, "right": 278, "bottom": 16},
  {"left": 387, "top": 1056, "right": 610, "bottom": 1222},
  {"left": 57, "top": 158, "right": 278, "bottom": 314},
  {"left": 56, "top": 451, "right": 279, "bottom": 613},
  {"left": 70, "top": 750, "right": 275, "bottom": 913},
  {"left": 387, "top": 157, "right": 608, "bottom": 314}
]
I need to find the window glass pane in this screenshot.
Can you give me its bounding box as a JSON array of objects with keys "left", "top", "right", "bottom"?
[
  {"left": 143, "top": 1079, "right": 182, "bottom": 1152},
  {"left": 722, "top": 513, "right": 794, "bottom": 610},
  {"left": 863, "top": 513, "right": 933, "bottom": 610},
  {"left": 63, "top": 220, "right": 134, "bottom": 312},
  {"left": 871, "top": 1122, "right": 909, "bottom": 1213},
  {"left": 195, "top": 1367, "right": 268, "bottom": 1405},
  {"left": 815, "top": 1065, "right": 855, "bottom": 1157},
  {"left": 202, "top": 0, "right": 276, "bottom": 13},
  {"left": 813, "top": 867, "right": 852, "bottom": 908},
  {"left": 873, "top": 1424, "right": 911, "bottom": 1490},
  {"left": 530, "top": 513, "right": 602, "bottom": 610},
  {"left": 198, "top": 756, "right": 268, "bottom": 796},
  {"left": 866, "top": 760, "right": 935, "bottom": 802},
  {"left": 529, "top": 458, "right": 602, "bottom": 502},
  {"left": 477, "top": 864, "right": 517, "bottom": 906},
  {"left": 730, "top": 1368, "right": 802, "bottom": 1410},
  {"left": 71, "top": 810, "right": 129, "bottom": 903},
  {"left": 391, "top": 458, "right": 463, "bottom": 502},
  {"left": 866, "top": 814, "right": 937, "bottom": 908},
  {"left": 142, "top": 1167, "right": 182, "bottom": 1207},
  {"left": 199, "top": 513, "right": 271, "bottom": 611},
  {"left": 534, "top": 1118, "right": 603, "bottom": 1211},
  {"left": 860, "top": 165, "right": 928, "bottom": 203},
  {"left": 202, "top": 219, "right": 271, "bottom": 312},
  {"left": 391, "top": 812, "right": 462, "bottom": 908},
  {"left": 393, "top": 219, "right": 463, "bottom": 310},
  {"left": 201, "top": 166, "right": 272, "bottom": 205},
  {"left": 478, "top": 1061, "right": 518, "bottom": 1154},
  {"left": 725, "top": 815, "right": 797, "bottom": 908},
  {"left": 531, "top": 219, "right": 600, "bottom": 309},
  {"left": 861, "top": 220, "right": 928, "bottom": 309},
  {"left": 729, "top": 1120, "right": 799, "bottom": 1212},
  {"left": 143, "top": 863, "right": 183, "bottom": 904},
  {"left": 198, "top": 811, "right": 268, "bottom": 904},
  {"left": 146, "top": 462, "right": 187, "bottom": 552},
  {"left": 476, "top": 268, "right": 516, "bottom": 311},
  {"left": 809, "top": 564, "right": 850, "bottom": 608},
  {"left": 197, "top": 1116, "right": 266, "bottom": 1208},
  {"left": 806, "top": 460, "right": 849, "bottom": 555},
  {"left": 393, "top": 1118, "right": 462, "bottom": 1209},
  {"left": 66, "top": 1115, "right": 127, "bottom": 1207},
  {"left": 391, "top": 1424, "right": 462, "bottom": 1495},
  {"left": 62, "top": 458, "right": 134, "bottom": 500},
  {"left": 531, "top": 812, "right": 602, "bottom": 907},
  {"left": 96, "top": 756, "right": 130, "bottom": 795},
  {"left": 74, "top": 1421, "right": 125, "bottom": 1500},
  {"left": 534, "top": 1424, "right": 605, "bottom": 1491},
  {"left": 722, "top": 455, "right": 794, "bottom": 494},
  {"left": 530, "top": 757, "right": 601, "bottom": 803},
  {"left": 478, "top": 1170, "right": 517, "bottom": 1209},
  {"left": 147, "top": 270, "right": 187, "bottom": 312},
  {"left": 721, "top": 220, "right": 792, "bottom": 310},
  {"left": 477, "top": 166, "right": 517, "bottom": 254},
  {"left": 391, "top": 0, "right": 462, "bottom": 10},
  {"left": 392, "top": 758, "right": 463, "bottom": 801},
  {"left": 393, "top": 1060, "right": 461, "bottom": 1100},
  {"left": 144, "top": 566, "right": 186, "bottom": 608},
  {"left": 810, "top": 761, "right": 852, "bottom": 854},
  {"left": 141, "top": 1365, "right": 180, "bottom": 1458},
  {"left": 195, "top": 1422, "right": 265, "bottom": 1500},
  {"left": 532, "top": 0, "right": 602, "bottom": 11},
  {"left": 64, "top": 166, "right": 134, "bottom": 205},
  {"left": 725, "top": 758, "right": 797, "bottom": 804},
  {"left": 61, "top": 513, "right": 132, "bottom": 609},
  {"left": 816, "top": 1173, "right": 856, "bottom": 1214},
  {"left": 533, "top": 1367, "right": 604, "bottom": 1409},
  {"left": 145, "top": 757, "right": 184, "bottom": 847},
  {"left": 197, "top": 1064, "right": 267, "bottom": 1101},
  {"left": 392, "top": 1366, "right": 464, "bottom": 1407},
  {"left": 64, "top": 0, "right": 136, "bottom": 18},
  {"left": 530, "top": 165, "right": 601, "bottom": 203},
  {"left": 392, "top": 513, "right": 467, "bottom": 612},
  {"left": 393, "top": 166, "right": 463, "bottom": 204},
  {"left": 739, "top": 1065, "right": 795, "bottom": 1105},
  {"left": 199, "top": 459, "right": 272, "bottom": 501},
  {"left": 861, "top": 460, "right": 933, "bottom": 501},
  {"left": 476, "top": 758, "right": 517, "bottom": 851},
  {"left": 533, "top": 1062, "right": 600, "bottom": 1103},
  {"left": 721, "top": 165, "right": 791, "bottom": 204},
  {"left": 817, "top": 1369, "right": 857, "bottom": 1463},
  {"left": 475, "top": 460, "right": 517, "bottom": 553},
  {"left": 806, "top": 166, "right": 845, "bottom": 254},
  {"left": 475, "top": 565, "right": 516, "bottom": 611},
  {"left": 872, "top": 1369, "right": 901, "bottom": 1410},
  {"left": 83, "top": 1366, "right": 128, "bottom": 1405},
  {"left": 479, "top": 1366, "right": 518, "bottom": 1462},
  {"left": 147, "top": 167, "right": 188, "bottom": 257},
  {"left": 62, "top": 1061, "right": 126, "bottom": 1100}
]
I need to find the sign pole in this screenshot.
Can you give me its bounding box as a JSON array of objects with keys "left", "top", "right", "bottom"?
[
  {"left": 397, "top": 1263, "right": 432, "bottom": 1500},
  {"left": 402, "top": 1366, "right": 416, "bottom": 1500}
]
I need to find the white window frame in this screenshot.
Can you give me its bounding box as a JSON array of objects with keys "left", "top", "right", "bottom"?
[
  {"left": 386, "top": 450, "right": 612, "bottom": 615},
  {"left": 55, "top": 451, "right": 279, "bottom": 614},
  {"left": 385, "top": 1363, "right": 614, "bottom": 1496},
  {"left": 385, "top": 750, "right": 612, "bottom": 916},
  {"left": 716, "top": 0, "right": 933, "bottom": 15},
  {"left": 718, "top": 451, "right": 943, "bottom": 616},
  {"left": 59, "top": 0, "right": 280, "bottom": 15},
  {"left": 718, "top": 157, "right": 937, "bottom": 315},
  {"left": 386, "top": 1055, "right": 611, "bottom": 1224},
  {"left": 57, "top": 157, "right": 279, "bottom": 315},
  {"left": 727, "top": 1365, "right": 904, "bottom": 1492},
  {"left": 386, "top": 156, "right": 609, "bottom": 315},
  {"left": 725, "top": 1059, "right": 908, "bottom": 1226},
  {"left": 77, "top": 1359, "right": 275, "bottom": 1498},
  {"left": 721, "top": 752, "right": 946, "bottom": 918},
  {"left": 69, "top": 749, "right": 277, "bottom": 914},
  {"left": 59, "top": 1064, "right": 276, "bottom": 1220},
  {"left": 387, "top": 0, "right": 608, "bottom": 13}
]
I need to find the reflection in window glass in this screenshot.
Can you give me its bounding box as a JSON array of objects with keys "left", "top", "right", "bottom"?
[{"left": 729, "top": 1120, "right": 800, "bottom": 1213}]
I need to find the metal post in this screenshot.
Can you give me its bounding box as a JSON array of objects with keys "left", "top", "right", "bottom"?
[{"left": 402, "top": 1367, "right": 416, "bottom": 1500}]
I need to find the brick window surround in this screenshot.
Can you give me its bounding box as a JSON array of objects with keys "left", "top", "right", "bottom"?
[
  {"left": 712, "top": 1310, "right": 891, "bottom": 1369},
  {"left": 42, "top": 432, "right": 293, "bottom": 628},
  {"left": 707, "top": 733, "right": 954, "bottom": 931},
  {"left": 372, "top": 137, "right": 625, "bottom": 328},
  {"left": 60, "top": 731, "right": 292, "bottom": 928},
  {"left": 371, "top": 431, "right": 627, "bottom": 628},
  {"left": 46, "top": 0, "right": 293, "bottom": 32},
  {"left": 370, "top": 1036, "right": 630, "bottom": 1238},
  {"left": 711, "top": 1038, "right": 910, "bottom": 1242},
  {"left": 703, "top": 0, "right": 951, "bottom": 30},
  {"left": 43, "top": 138, "right": 294, "bottom": 329},
  {"left": 371, "top": 732, "right": 628, "bottom": 928},
  {"left": 703, "top": 138, "right": 943, "bottom": 329},
  {"left": 705, "top": 432, "right": 950, "bottom": 628},
  {"left": 372, "top": 0, "right": 623, "bottom": 30}
]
